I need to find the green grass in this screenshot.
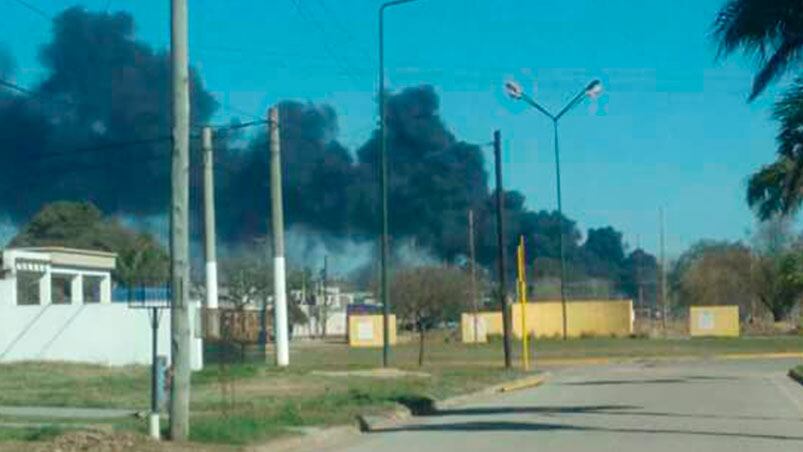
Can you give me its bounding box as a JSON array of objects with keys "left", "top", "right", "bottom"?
[
  {"left": 2, "top": 335, "right": 803, "bottom": 445},
  {"left": 0, "top": 426, "right": 64, "bottom": 442}
]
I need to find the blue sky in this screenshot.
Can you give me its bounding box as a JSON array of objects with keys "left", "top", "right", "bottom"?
[{"left": 0, "top": 0, "right": 788, "bottom": 256}]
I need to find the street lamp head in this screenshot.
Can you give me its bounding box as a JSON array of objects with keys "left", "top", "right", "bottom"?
[
  {"left": 585, "top": 79, "right": 603, "bottom": 98},
  {"left": 505, "top": 80, "right": 523, "bottom": 100}
]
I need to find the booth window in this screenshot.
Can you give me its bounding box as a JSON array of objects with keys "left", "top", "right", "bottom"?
[
  {"left": 51, "top": 274, "right": 73, "bottom": 305},
  {"left": 83, "top": 276, "right": 102, "bottom": 303},
  {"left": 16, "top": 271, "right": 42, "bottom": 305}
]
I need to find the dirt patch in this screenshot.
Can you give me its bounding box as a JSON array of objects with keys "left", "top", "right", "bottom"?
[
  {"left": 32, "top": 431, "right": 234, "bottom": 452},
  {"left": 33, "top": 431, "right": 153, "bottom": 452}
]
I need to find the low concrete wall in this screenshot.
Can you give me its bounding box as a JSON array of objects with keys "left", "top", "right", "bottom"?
[
  {"left": 465, "top": 300, "right": 634, "bottom": 340},
  {"left": 348, "top": 314, "right": 397, "bottom": 347},
  {"left": 0, "top": 302, "right": 203, "bottom": 368},
  {"left": 689, "top": 306, "right": 740, "bottom": 337},
  {"left": 294, "top": 308, "right": 347, "bottom": 338}
]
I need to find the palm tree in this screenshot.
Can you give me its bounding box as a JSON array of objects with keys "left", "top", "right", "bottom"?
[
  {"left": 713, "top": 0, "right": 803, "bottom": 100},
  {"left": 747, "top": 78, "right": 803, "bottom": 218}
]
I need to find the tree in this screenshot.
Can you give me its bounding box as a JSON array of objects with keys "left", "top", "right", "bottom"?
[
  {"left": 713, "top": 0, "right": 803, "bottom": 100},
  {"left": 747, "top": 80, "right": 803, "bottom": 218},
  {"left": 674, "top": 241, "right": 754, "bottom": 314},
  {"left": 582, "top": 226, "right": 626, "bottom": 282},
  {"left": 751, "top": 219, "right": 803, "bottom": 321},
  {"left": 621, "top": 248, "right": 659, "bottom": 310},
  {"left": 10, "top": 201, "right": 168, "bottom": 287},
  {"left": 713, "top": 1, "right": 803, "bottom": 218},
  {"left": 220, "top": 244, "right": 308, "bottom": 326},
  {"left": 390, "top": 266, "right": 470, "bottom": 366}
]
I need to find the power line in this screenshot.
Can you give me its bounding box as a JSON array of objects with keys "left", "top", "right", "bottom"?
[
  {"left": 8, "top": 0, "right": 51, "bottom": 19},
  {"left": 0, "top": 79, "right": 35, "bottom": 96}
]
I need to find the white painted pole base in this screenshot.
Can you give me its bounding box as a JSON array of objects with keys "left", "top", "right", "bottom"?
[
  {"left": 274, "top": 256, "right": 290, "bottom": 367},
  {"left": 148, "top": 413, "right": 160, "bottom": 440}
]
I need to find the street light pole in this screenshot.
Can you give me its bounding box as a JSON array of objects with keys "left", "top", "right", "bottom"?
[
  {"left": 552, "top": 118, "right": 569, "bottom": 341},
  {"left": 505, "top": 79, "right": 602, "bottom": 340},
  {"left": 379, "top": 0, "right": 420, "bottom": 368}
]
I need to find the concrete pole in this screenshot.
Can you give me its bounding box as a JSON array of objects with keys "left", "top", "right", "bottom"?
[
  {"left": 169, "top": 0, "right": 192, "bottom": 440},
  {"left": 202, "top": 127, "right": 219, "bottom": 313},
  {"left": 322, "top": 255, "right": 328, "bottom": 337},
  {"left": 270, "top": 107, "right": 290, "bottom": 367},
  {"left": 660, "top": 208, "right": 668, "bottom": 335},
  {"left": 493, "top": 130, "right": 513, "bottom": 368},
  {"left": 468, "top": 209, "right": 479, "bottom": 342}
]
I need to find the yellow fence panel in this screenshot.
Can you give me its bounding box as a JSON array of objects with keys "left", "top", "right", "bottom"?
[
  {"left": 689, "top": 306, "right": 740, "bottom": 337},
  {"left": 348, "top": 314, "right": 397, "bottom": 347}
]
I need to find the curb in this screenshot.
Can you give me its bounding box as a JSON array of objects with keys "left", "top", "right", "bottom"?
[
  {"left": 495, "top": 374, "right": 547, "bottom": 393},
  {"left": 356, "top": 373, "right": 548, "bottom": 432}
]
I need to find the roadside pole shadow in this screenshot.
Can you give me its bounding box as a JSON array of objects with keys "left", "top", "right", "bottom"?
[
  {"left": 392, "top": 401, "right": 802, "bottom": 423},
  {"left": 561, "top": 375, "right": 739, "bottom": 386}
]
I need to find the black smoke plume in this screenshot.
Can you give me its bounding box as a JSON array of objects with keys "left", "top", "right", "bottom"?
[
  {"left": 0, "top": 7, "right": 653, "bottom": 293},
  {"left": 0, "top": 7, "right": 216, "bottom": 221}
]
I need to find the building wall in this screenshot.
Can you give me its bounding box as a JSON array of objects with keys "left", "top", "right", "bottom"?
[
  {"left": 466, "top": 300, "right": 634, "bottom": 339},
  {"left": 689, "top": 306, "right": 740, "bottom": 337},
  {"left": 461, "top": 313, "right": 489, "bottom": 343},
  {"left": 348, "top": 314, "right": 397, "bottom": 347},
  {"left": 0, "top": 301, "right": 204, "bottom": 368},
  {"left": 294, "top": 307, "right": 347, "bottom": 338}
]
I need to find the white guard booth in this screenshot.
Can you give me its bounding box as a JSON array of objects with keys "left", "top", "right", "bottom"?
[{"left": 0, "top": 247, "right": 202, "bottom": 369}]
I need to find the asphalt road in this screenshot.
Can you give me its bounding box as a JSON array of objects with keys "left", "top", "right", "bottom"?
[{"left": 337, "top": 358, "right": 803, "bottom": 452}]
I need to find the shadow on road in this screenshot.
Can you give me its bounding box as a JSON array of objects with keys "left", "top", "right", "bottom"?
[
  {"left": 428, "top": 404, "right": 640, "bottom": 417},
  {"left": 373, "top": 420, "right": 803, "bottom": 442},
  {"left": 561, "top": 376, "right": 738, "bottom": 386}
]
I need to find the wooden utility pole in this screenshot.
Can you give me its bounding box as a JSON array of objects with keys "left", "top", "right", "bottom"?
[
  {"left": 493, "top": 130, "right": 512, "bottom": 368},
  {"left": 269, "top": 107, "right": 290, "bottom": 367},
  {"left": 202, "top": 127, "right": 219, "bottom": 336},
  {"left": 468, "top": 209, "right": 479, "bottom": 342},
  {"left": 169, "top": 0, "right": 191, "bottom": 440}
]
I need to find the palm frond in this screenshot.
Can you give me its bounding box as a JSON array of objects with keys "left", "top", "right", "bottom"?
[
  {"left": 747, "top": 156, "right": 803, "bottom": 219},
  {"left": 750, "top": 38, "right": 803, "bottom": 100},
  {"left": 713, "top": 0, "right": 803, "bottom": 99}
]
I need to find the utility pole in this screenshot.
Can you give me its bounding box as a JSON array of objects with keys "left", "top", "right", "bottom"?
[
  {"left": 493, "top": 130, "right": 512, "bottom": 368},
  {"left": 635, "top": 234, "right": 643, "bottom": 321},
  {"left": 169, "top": 0, "right": 191, "bottom": 440},
  {"left": 270, "top": 107, "right": 290, "bottom": 367},
  {"left": 202, "top": 127, "right": 219, "bottom": 339},
  {"left": 322, "top": 255, "right": 329, "bottom": 337},
  {"left": 468, "top": 209, "right": 479, "bottom": 342},
  {"left": 660, "top": 208, "right": 668, "bottom": 334}
]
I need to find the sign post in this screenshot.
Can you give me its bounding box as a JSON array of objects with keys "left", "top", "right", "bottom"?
[{"left": 127, "top": 287, "right": 170, "bottom": 440}]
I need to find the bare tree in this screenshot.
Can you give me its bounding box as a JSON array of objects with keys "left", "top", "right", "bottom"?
[{"left": 391, "top": 266, "right": 470, "bottom": 366}]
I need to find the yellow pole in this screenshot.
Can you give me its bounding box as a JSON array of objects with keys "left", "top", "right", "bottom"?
[{"left": 517, "top": 236, "right": 529, "bottom": 371}]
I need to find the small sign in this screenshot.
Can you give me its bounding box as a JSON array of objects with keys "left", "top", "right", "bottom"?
[
  {"left": 357, "top": 320, "right": 374, "bottom": 341},
  {"left": 698, "top": 311, "right": 715, "bottom": 330}
]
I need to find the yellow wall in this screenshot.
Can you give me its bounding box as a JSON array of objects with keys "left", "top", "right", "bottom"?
[
  {"left": 689, "top": 306, "right": 740, "bottom": 337},
  {"left": 348, "top": 314, "right": 397, "bottom": 347},
  {"left": 470, "top": 300, "right": 633, "bottom": 339}
]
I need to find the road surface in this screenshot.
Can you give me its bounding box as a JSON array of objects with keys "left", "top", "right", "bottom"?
[{"left": 337, "top": 358, "right": 803, "bottom": 452}]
